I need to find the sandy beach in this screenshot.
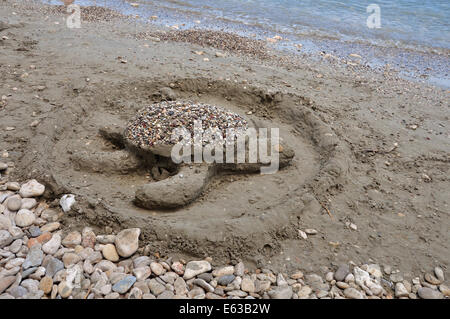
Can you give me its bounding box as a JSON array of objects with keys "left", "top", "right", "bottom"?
[{"left": 0, "top": 0, "right": 449, "bottom": 299}]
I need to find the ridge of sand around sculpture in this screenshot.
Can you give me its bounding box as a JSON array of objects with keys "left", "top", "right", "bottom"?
[{"left": 72, "top": 100, "right": 296, "bottom": 209}]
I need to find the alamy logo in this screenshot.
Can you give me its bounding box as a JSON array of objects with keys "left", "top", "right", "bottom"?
[
  {"left": 170, "top": 120, "right": 281, "bottom": 175},
  {"left": 367, "top": 4, "right": 381, "bottom": 29},
  {"left": 66, "top": 4, "right": 81, "bottom": 28},
  {"left": 64, "top": 0, "right": 81, "bottom": 29}
]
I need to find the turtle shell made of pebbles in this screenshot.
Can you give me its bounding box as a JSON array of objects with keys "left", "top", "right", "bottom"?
[{"left": 125, "top": 101, "right": 248, "bottom": 156}]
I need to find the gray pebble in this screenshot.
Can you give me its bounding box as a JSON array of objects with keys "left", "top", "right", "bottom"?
[
  {"left": 22, "top": 244, "right": 43, "bottom": 270},
  {"left": 418, "top": 287, "right": 444, "bottom": 299},
  {"left": 217, "top": 275, "right": 235, "bottom": 286},
  {"left": 28, "top": 226, "right": 42, "bottom": 238},
  {"left": 197, "top": 272, "right": 213, "bottom": 282},
  {"left": 334, "top": 264, "right": 350, "bottom": 281},
  {"left": 112, "top": 275, "right": 136, "bottom": 294}
]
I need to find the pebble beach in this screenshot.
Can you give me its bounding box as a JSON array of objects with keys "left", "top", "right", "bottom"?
[
  {"left": 0, "top": 175, "right": 448, "bottom": 299},
  {"left": 0, "top": 0, "right": 449, "bottom": 301}
]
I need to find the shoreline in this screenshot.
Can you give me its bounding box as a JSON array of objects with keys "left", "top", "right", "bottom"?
[
  {"left": 0, "top": 0, "right": 449, "bottom": 299},
  {"left": 43, "top": 0, "right": 450, "bottom": 88}
]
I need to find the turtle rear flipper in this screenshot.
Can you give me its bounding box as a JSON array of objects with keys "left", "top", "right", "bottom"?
[{"left": 134, "top": 164, "right": 215, "bottom": 209}]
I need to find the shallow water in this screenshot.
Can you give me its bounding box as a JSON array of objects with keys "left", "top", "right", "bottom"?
[{"left": 148, "top": 0, "right": 450, "bottom": 53}]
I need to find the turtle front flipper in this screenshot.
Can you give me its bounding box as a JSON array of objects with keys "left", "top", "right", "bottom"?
[{"left": 134, "top": 164, "right": 216, "bottom": 210}]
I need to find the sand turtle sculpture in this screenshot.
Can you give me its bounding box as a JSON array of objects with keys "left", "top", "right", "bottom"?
[{"left": 75, "top": 101, "right": 295, "bottom": 209}]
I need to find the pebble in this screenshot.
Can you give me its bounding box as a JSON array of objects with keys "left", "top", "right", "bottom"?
[
  {"left": 21, "top": 267, "right": 38, "bottom": 279},
  {"left": 193, "top": 278, "right": 215, "bottom": 293},
  {"left": 298, "top": 229, "right": 308, "bottom": 239},
  {"left": 39, "top": 276, "right": 53, "bottom": 294},
  {"left": 9, "top": 286, "right": 27, "bottom": 298},
  {"left": 367, "top": 264, "right": 383, "bottom": 278},
  {"left": 94, "top": 260, "right": 116, "bottom": 272},
  {"left": 83, "top": 260, "right": 94, "bottom": 274},
  {"left": 62, "top": 253, "right": 81, "bottom": 267},
  {"left": 434, "top": 267, "right": 444, "bottom": 282},
  {"left": 21, "top": 198, "right": 37, "bottom": 210},
  {"left": 336, "top": 281, "right": 349, "bottom": 289},
  {"left": 0, "top": 276, "right": 16, "bottom": 294},
  {"left": 128, "top": 287, "right": 142, "bottom": 299},
  {"left": 383, "top": 265, "right": 392, "bottom": 274},
  {"left": 29, "top": 226, "right": 42, "bottom": 238},
  {"left": 9, "top": 239, "right": 22, "bottom": 254},
  {"left": 277, "top": 273, "right": 288, "bottom": 286},
  {"left": 268, "top": 285, "right": 293, "bottom": 299},
  {"left": 334, "top": 264, "right": 350, "bottom": 281},
  {"left": 6, "top": 182, "right": 20, "bottom": 191},
  {"left": 217, "top": 275, "right": 235, "bottom": 286},
  {"left": 424, "top": 273, "right": 441, "bottom": 285},
  {"left": 227, "top": 290, "right": 247, "bottom": 297},
  {"left": 150, "top": 262, "right": 165, "bottom": 276},
  {"left": 183, "top": 260, "right": 211, "bottom": 279},
  {"left": 0, "top": 215, "right": 12, "bottom": 230},
  {"left": 35, "top": 232, "right": 52, "bottom": 244},
  {"left": 157, "top": 290, "right": 174, "bottom": 299},
  {"left": 160, "top": 272, "right": 178, "bottom": 284},
  {"left": 291, "top": 271, "right": 303, "bottom": 280},
  {"left": 102, "top": 244, "right": 119, "bottom": 262},
  {"left": 345, "top": 273, "right": 355, "bottom": 283},
  {"left": 234, "top": 262, "right": 245, "bottom": 277},
  {"left": 241, "top": 277, "right": 255, "bottom": 293},
  {"left": 417, "top": 287, "right": 444, "bottom": 299},
  {"left": 50, "top": 285, "right": 58, "bottom": 299},
  {"left": 212, "top": 266, "right": 235, "bottom": 277},
  {"left": 59, "top": 194, "right": 75, "bottom": 213},
  {"left": 0, "top": 230, "right": 13, "bottom": 248},
  {"left": 343, "top": 287, "right": 364, "bottom": 299},
  {"left": 133, "top": 256, "right": 151, "bottom": 268},
  {"left": 44, "top": 256, "right": 64, "bottom": 278},
  {"left": 29, "top": 267, "right": 46, "bottom": 280},
  {"left": 81, "top": 227, "right": 96, "bottom": 248},
  {"left": 174, "top": 277, "right": 188, "bottom": 295},
  {"left": 149, "top": 278, "right": 166, "bottom": 296},
  {"left": 40, "top": 222, "right": 61, "bottom": 233},
  {"left": 389, "top": 273, "right": 404, "bottom": 283},
  {"left": 325, "top": 272, "right": 334, "bottom": 282},
  {"left": 100, "top": 284, "right": 112, "bottom": 296},
  {"left": 58, "top": 281, "right": 72, "bottom": 298},
  {"left": 114, "top": 228, "right": 140, "bottom": 258},
  {"left": 87, "top": 251, "right": 103, "bottom": 264},
  {"left": 19, "top": 180, "right": 45, "bottom": 198},
  {"left": 439, "top": 284, "right": 450, "bottom": 297},
  {"left": 133, "top": 266, "right": 152, "bottom": 281},
  {"left": 105, "top": 292, "right": 120, "bottom": 299},
  {"left": 0, "top": 162, "right": 8, "bottom": 171},
  {"left": 112, "top": 275, "right": 136, "bottom": 294},
  {"left": 15, "top": 209, "right": 35, "bottom": 227},
  {"left": 7, "top": 197, "right": 22, "bottom": 211},
  {"left": 23, "top": 244, "right": 43, "bottom": 269},
  {"left": 304, "top": 229, "right": 318, "bottom": 235},
  {"left": 6, "top": 257, "right": 24, "bottom": 269},
  {"left": 42, "top": 234, "right": 61, "bottom": 255},
  {"left": 96, "top": 235, "right": 116, "bottom": 244},
  {"left": 395, "top": 282, "right": 409, "bottom": 297},
  {"left": 62, "top": 231, "right": 81, "bottom": 248},
  {"left": 40, "top": 209, "right": 60, "bottom": 222}
]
